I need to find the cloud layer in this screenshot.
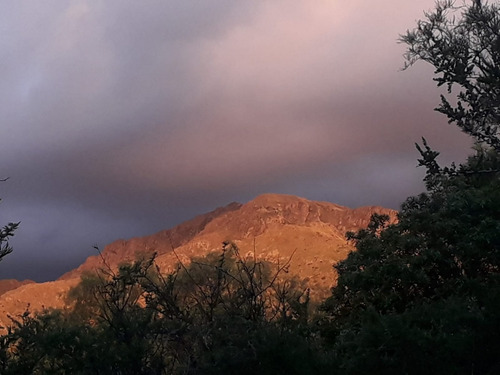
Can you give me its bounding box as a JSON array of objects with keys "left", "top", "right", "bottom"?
[{"left": 0, "top": 1, "right": 471, "bottom": 281}]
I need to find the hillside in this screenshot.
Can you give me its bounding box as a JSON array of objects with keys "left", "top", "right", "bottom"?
[{"left": 0, "top": 194, "right": 396, "bottom": 329}]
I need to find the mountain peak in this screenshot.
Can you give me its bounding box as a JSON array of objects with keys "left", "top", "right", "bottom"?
[
  {"left": 249, "top": 193, "right": 335, "bottom": 207},
  {"left": 0, "top": 194, "right": 397, "bottom": 328}
]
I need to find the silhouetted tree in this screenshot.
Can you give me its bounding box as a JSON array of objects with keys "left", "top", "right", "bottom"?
[
  {"left": 401, "top": 0, "right": 500, "bottom": 151},
  {"left": 0, "top": 222, "right": 17, "bottom": 264},
  {"left": 321, "top": 154, "right": 500, "bottom": 373},
  {"left": 0, "top": 186, "right": 18, "bottom": 263},
  {"left": 321, "top": 1, "right": 500, "bottom": 373}
]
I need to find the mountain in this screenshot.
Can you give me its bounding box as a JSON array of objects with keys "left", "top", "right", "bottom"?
[
  {"left": 0, "top": 194, "right": 396, "bottom": 330},
  {"left": 59, "top": 201, "right": 242, "bottom": 280}
]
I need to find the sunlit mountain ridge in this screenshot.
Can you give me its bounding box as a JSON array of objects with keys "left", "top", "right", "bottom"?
[{"left": 0, "top": 193, "right": 396, "bottom": 330}]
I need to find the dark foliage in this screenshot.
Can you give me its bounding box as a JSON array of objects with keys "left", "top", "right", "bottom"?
[
  {"left": 0, "top": 190, "right": 18, "bottom": 264},
  {"left": 0, "top": 244, "right": 329, "bottom": 374},
  {"left": 321, "top": 150, "right": 500, "bottom": 374},
  {"left": 320, "top": 1, "right": 500, "bottom": 373},
  {"left": 0, "top": 221, "right": 18, "bottom": 264},
  {"left": 401, "top": 0, "right": 500, "bottom": 151}
]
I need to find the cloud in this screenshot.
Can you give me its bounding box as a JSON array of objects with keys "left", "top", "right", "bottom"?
[{"left": 0, "top": 1, "right": 472, "bottom": 281}]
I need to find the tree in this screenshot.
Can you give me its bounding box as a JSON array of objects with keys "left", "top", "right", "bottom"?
[
  {"left": 1, "top": 245, "right": 328, "bottom": 374},
  {"left": 320, "top": 1, "right": 500, "bottom": 373},
  {"left": 321, "top": 161, "right": 500, "bottom": 373},
  {"left": 401, "top": 0, "right": 500, "bottom": 151},
  {"left": 0, "top": 182, "right": 18, "bottom": 263},
  {"left": 0, "top": 177, "right": 19, "bottom": 261},
  {"left": 0, "top": 221, "right": 18, "bottom": 263}
]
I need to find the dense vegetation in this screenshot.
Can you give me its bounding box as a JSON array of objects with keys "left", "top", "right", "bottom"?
[
  {"left": 0, "top": 0, "right": 499, "bottom": 373},
  {"left": 0, "top": 244, "right": 330, "bottom": 374}
]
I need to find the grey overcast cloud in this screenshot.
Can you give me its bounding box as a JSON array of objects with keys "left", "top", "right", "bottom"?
[{"left": 0, "top": 1, "right": 471, "bottom": 282}]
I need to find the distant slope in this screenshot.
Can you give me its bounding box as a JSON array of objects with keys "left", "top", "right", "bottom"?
[
  {"left": 59, "top": 201, "right": 242, "bottom": 280},
  {"left": 0, "top": 194, "right": 396, "bottom": 329},
  {"left": 0, "top": 279, "right": 35, "bottom": 297}
]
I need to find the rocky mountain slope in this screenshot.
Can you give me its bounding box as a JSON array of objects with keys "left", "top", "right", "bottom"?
[{"left": 0, "top": 194, "right": 396, "bottom": 330}]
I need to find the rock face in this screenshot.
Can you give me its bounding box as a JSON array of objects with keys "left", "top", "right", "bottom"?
[{"left": 0, "top": 194, "right": 397, "bottom": 329}]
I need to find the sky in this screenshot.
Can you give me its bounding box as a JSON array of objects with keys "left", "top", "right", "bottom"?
[{"left": 0, "top": 1, "right": 472, "bottom": 282}]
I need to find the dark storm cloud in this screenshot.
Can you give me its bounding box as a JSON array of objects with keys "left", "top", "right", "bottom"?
[{"left": 0, "top": 1, "right": 472, "bottom": 281}]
